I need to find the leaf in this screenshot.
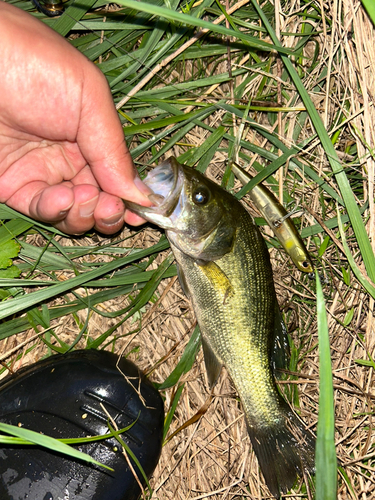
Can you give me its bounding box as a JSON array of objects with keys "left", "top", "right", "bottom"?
[
  {"left": 354, "top": 358, "right": 375, "bottom": 368},
  {"left": 315, "top": 271, "right": 338, "bottom": 500},
  {"left": 115, "top": 0, "right": 296, "bottom": 55},
  {"left": 0, "top": 290, "right": 11, "bottom": 300},
  {"left": 0, "top": 422, "right": 113, "bottom": 471},
  {"left": 0, "top": 266, "right": 21, "bottom": 279},
  {"left": 341, "top": 267, "right": 351, "bottom": 286},
  {"left": 0, "top": 238, "right": 170, "bottom": 321},
  {"left": 0, "top": 219, "right": 33, "bottom": 245},
  {"left": 51, "top": 0, "right": 98, "bottom": 37},
  {"left": 158, "top": 325, "right": 201, "bottom": 390},
  {"left": 337, "top": 209, "right": 375, "bottom": 300},
  {"left": 343, "top": 308, "right": 354, "bottom": 327},
  {"left": 0, "top": 240, "right": 20, "bottom": 269},
  {"left": 163, "top": 384, "right": 185, "bottom": 442},
  {"left": 107, "top": 421, "right": 152, "bottom": 496},
  {"left": 318, "top": 236, "right": 331, "bottom": 258},
  {"left": 361, "top": 0, "right": 375, "bottom": 25}
]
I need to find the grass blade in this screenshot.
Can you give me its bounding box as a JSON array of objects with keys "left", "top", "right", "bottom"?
[
  {"left": 337, "top": 209, "right": 375, "bottom": 300},
  {"left": 158, "top": 325, "right": 201, "bottom": 390},
  {"left": 52, "top": 0, "right": 98, "bottom": 37},
  {"left": 0, "top": 422, "right": 113, "bottom": 470},
  {"left": 361, "top": 0, "right": 375, "bottom": 25},
  {"left": 315, "top": 271, "right": 337, "bottom": 500},
  {"left": 115, "top": 0, "right": 294, "bottom": 55},
  {"left": 0, "top": 238, "right": 170, "bottom": 320}
]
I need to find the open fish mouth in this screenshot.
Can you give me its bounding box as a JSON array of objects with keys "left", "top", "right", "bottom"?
[
  {"left": 143, "top": 161, "right": 176, "bottom": 205},
  {"left": 125, "top": 158, "right": 185, "bottom": 229}
]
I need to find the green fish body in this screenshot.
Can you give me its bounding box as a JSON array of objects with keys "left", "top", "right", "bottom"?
[{"left": 126, "top": 158, "right": 315, "bottom": 498}]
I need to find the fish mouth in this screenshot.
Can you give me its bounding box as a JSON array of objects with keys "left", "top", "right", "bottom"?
[{"left": 125, "top": 158, "right": 184, "bottom": 230}]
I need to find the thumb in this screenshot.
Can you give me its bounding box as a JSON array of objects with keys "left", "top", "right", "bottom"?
[{"left": 76, "top": 64, "right": 152, "bottom": 206}]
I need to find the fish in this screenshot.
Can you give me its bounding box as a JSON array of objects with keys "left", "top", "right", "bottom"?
[
  {"left": 231, "top": 163, "right": 314, "bottom": 273},
  {"left": 126, "top": 158, "right": 315, "bottom": 498}
]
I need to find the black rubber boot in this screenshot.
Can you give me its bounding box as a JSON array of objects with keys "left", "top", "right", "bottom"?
[{"left": 0, "top": 349, "right": 164, "bottom": 500}]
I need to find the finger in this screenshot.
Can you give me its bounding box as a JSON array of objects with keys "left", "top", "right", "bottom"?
[
  {"left": 124, "top": 209, "right": 149, "bottom": 227},
  {"left": 30, "top": 184, "right": 76, "bottom": 223},
  {"left": 6, "top": 181, "right": 75, "bottom": 222},
  {"left": 68, "top": 163, "right": 100, "bottom": 188},
  {"left": 9, "top": 180, "right": 126, "bottom": 235},
  {"left": 53, "top": 184, "right": 100, "bottom": 234},
  {"left": 92, "top": 191, "right": 125, "bottom": 235},
  {"left": 68, "top": 168, "right": 127, "bottom": 234},
  {"left": 77, "top": 66, "right": 153, "bottom": 208}
]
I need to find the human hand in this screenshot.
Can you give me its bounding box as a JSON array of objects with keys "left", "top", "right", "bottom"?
[{"left": 0, "top": 1, "right": 151, "bottom": 235}]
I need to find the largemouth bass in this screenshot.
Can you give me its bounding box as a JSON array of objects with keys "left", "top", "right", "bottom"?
[
  {"left": 126, "top": 158, "right": 315, "bottom": 498},
  {"left": 231, "top": 163, "right": 314, "bottom": 273}
]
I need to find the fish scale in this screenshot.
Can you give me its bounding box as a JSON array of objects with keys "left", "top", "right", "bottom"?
[{"left": 174, "top": 212, "right": 283, "bottom": 425}]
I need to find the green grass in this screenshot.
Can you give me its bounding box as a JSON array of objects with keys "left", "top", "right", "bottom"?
[
  {"left": 315, "top": 271, "right": 337, "bottom": 500},
  {"left": 0, "top": 422, "right": 115, "bottom": 470},
  {"left": 361, "top": 0, "right": 375, "bottom": 25}
]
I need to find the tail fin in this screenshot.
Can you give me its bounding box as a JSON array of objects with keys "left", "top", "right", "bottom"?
[{"left": 247, "top": 404, "right": 315, "bottom": 499}]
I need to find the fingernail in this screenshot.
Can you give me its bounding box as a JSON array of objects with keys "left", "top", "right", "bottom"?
[
  {"left": 101, "top": 213, "right": 124, "bottom": 226},
  {"left": 79, "top": 196, "right": 99, "bottom": 218},
  {"left": 134, "top": 175, "right": 153, "bottom": 195},
  {"left": 59, "top": 201, "right": 74, "bottom": 217}
]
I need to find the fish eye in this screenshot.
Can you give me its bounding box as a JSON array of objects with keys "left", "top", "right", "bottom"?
[{"left": 192, "top": 186, "right": 210, "bottom": 205}]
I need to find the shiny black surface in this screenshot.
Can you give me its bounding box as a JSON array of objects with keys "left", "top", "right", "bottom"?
[
  {"left": 0, "top": 350, "right": 164, "bottom": 500},
  {"left": 31, "top": 0, "right": 65, "bottom": 17}
]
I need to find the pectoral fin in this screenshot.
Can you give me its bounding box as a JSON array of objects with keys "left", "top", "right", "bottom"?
[
  {"left": 202, "top": 338, "right": 223, "bottom": 388},
  {"left": 176, "top": 263, "right": 190, "bottom": 298},
  {"left": 196, "top": 261, "right": 234, "bottom": 304}
]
